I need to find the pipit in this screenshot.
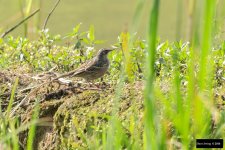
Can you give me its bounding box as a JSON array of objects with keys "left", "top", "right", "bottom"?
[{"left": 55, "top": 48, "right": 114, "bottom": 82}]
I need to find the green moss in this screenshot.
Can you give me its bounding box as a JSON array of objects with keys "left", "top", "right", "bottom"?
[{"left": 53, "top": 83, "right": 143, "bottom": 149}]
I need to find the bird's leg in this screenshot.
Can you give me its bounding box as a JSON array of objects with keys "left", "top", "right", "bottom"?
[
  {"left": 98, "top": 77, "right": 104, "bottom": 88},
  {"left": 90, "top": 78, "right": 105, "bottom": 89},
  {"left": 99, "top": 77, "right": 110, "bottom": 89}
]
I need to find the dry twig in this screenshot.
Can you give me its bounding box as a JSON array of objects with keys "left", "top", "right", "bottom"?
[{"left": 43, "top": 0, "right": 61, "bottom": 29}]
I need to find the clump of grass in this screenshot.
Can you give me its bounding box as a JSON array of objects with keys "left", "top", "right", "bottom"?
[
  {"left": 0, "top": 77, "right": 41, "bottom": 149},
  {"left": 144, "top": 0, "right": 162, "bottom": 149},
  {"left": 143, "top": 0, "right": 225, "bottom": 149}
]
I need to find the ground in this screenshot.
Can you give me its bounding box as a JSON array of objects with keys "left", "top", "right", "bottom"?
[{"left": 0, "top": 70, "right": 144, "bottom": 149}]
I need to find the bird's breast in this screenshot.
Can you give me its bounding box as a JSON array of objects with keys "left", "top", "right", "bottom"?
[{"left": 73, "top": 57, "right": 110, "bottom": 81}]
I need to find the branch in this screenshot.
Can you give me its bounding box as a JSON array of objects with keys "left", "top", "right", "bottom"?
[
  {"left": 1, "top": 9, "right": 40, "bottom": 38},
  {"left": 43, "top": 0, "right": 61, "bottom": 29}
]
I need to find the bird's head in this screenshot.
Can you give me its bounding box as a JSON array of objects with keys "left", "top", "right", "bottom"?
[{"left": 97, "top": 48, "right": 114, "bottom": 59}]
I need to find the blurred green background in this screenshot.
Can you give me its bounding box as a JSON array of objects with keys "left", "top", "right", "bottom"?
[{"left": 0, "top": 0, "right": 224, "bottom": 46}]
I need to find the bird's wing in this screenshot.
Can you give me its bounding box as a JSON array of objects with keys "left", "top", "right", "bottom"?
[{"left": 72, "top": 58, "right": 97, "bottom": 76}]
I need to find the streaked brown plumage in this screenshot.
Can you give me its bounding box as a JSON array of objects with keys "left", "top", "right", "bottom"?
[{"left": 55, "top": 48, "right": 114, "bottom": 81}]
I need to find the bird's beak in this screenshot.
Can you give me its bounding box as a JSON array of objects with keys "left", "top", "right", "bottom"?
[{"left": 106, "top": 48, "right": 116, "bottom": 53}]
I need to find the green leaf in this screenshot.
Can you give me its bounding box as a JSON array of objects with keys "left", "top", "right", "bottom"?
[
  {"left": 82, "top": 38, "right": 89, "bottom": 44},
  {"left": 73, "top": 23, "right": 82, "bottom": 34},
  {"left": 88, "top": 25, "right": 95, "bottom": 42},
  {"left": 0, "top": 38, "right": 3, "bottom": 45},
  {"left": 25, "top": 0, "right": 33, "bottom": 15}
]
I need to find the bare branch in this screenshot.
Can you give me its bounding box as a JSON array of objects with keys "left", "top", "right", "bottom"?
[
  {"left": 1, "top": 9, "right": 40, "bottom": 38},
  {"left": 43, "top": 0, "right": 61, "bottom": 29}
]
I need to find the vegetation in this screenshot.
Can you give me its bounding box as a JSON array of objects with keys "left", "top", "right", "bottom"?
[{"left": 0, "top": 0, "right": 225, "bottom": 149}]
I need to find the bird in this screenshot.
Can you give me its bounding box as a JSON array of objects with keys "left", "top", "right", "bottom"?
[
  {"left": 15, "top": 48, "right": 114, "bottom": 108},
  {"left": 54, "top": 48, "right": 114, "bottom": 82}
]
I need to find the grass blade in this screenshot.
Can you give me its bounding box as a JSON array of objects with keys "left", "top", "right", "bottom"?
[
  {"left": 144, "top": 0, "right": 160, "bottom": 149},
  {"left": 6, "top": 78, "right": 19, "bottom": 119},
  {"left": 26, "top": 101, "right": 40, "bottom": 150}
]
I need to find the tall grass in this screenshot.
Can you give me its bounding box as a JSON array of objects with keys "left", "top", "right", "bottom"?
[
  {"left": 144, "top": 0, "right": 161, "bottom": 149},
  {"left": 0, "top": 77, "right": 39, "bottom": 149},
  {"left": 18, "top": 0, "right": 33, "bottom": 37},
  {"left": 26, "top": 101, "right": 39, "bottom": 150},
  {"left": 143, "top": 0, "right": 222, "bottom": 149},
  {"left": 105, "top": 0, "right": 147, "bottom": 149}
]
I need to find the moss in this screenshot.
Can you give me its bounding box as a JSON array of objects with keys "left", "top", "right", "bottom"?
[
  {"left": 17, "top": 81, "right": 143, "bottom": 149},
  {"left": 52, "top": 82, "right": 144, "bottom": 149}
]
